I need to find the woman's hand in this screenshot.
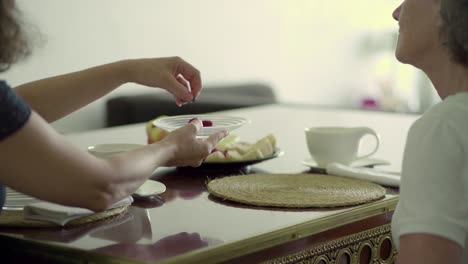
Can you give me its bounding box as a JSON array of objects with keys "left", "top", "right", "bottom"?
[
  {"left": 127, "top": 57, "right": 201, "bottom": 106},
  {"left": 156, "top": 119, "right": 228, "bottom": 167}
]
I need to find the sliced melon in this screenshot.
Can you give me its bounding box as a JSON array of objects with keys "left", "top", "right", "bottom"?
[
  {"left": 265, "top": 133, "right": 277, "bottom": 148},
  {"left": 215, "top": 134, "right": 240, "bottom": 151},
  {"left": 235, "top": 142, "right": 253, "bottom": 155},
  {"left": 252, "top": 137, "right": 274, "bottom": 157},
  {"left": 242, "top": 148, "right": 264, "bottom": 161},
  {"left": 226, "top": 150, "right": 243, "bottom": 161},
  {"left": 205, "top": 151, "right": 226, "bottom": 162}
]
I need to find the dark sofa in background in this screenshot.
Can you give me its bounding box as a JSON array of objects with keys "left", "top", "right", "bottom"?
[{"left": 106, "top": 83, "right": 277, "bottom": 127}]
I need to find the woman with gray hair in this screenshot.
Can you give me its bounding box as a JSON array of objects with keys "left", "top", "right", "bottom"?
[
  {"left": 391, "top": 0, "right": 468, "bottom": 263},
  {"left": 0, "top": 1, "right": 227, "bottom": 212}
]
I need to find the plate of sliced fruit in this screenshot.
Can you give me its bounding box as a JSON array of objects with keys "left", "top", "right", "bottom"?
[
  {"left": 194, "top": 133, "right": 284, "bottom": 170},
  {"left": 146, "top": 117, "right": 282, "bottom": 170},
  {"left": 152, "top": 114, "right": 249, "bottom": 137},
  {"left": 196, "top": 148, "right": 284, "bottom": 170}
]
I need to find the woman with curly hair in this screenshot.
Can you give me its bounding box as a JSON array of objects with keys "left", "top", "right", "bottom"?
[
  {"left": 0, "top": 1, "right": 227, "bottom": 211},
  {"left": 391, "top": 0, "right": 468, "bottom": 263}
]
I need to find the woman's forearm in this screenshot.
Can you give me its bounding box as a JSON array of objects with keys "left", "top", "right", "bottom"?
[
  {"left": 0, "top": 110, "right": 220, "bottom": 211},
  {"left": 14, "top": 56, "right": 202, "bottom": 123},
  {"left": 100, "top": 141, "right": 177, "bottom": 205},
  {"left": 0, "top": 112, "right": 175, "bottom": 211},
  {"left": 14, "top": 60, "right": 132, "bottom": 122}
]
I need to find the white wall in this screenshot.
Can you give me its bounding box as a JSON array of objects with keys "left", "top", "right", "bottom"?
[{"left": 2, "top": 0, "right": 413, "bottom": 133}]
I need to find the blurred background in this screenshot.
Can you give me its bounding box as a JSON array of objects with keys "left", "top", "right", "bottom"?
[{"left": 1, "top": 0, "right": 439, "bottom": 133}]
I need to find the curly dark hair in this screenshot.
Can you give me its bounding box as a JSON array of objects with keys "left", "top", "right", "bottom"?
[
  {"left": 0, "top": 0, "right": 30, "bottom": 72},
  {"left": 440, "top": 0, "right": 468, "bottom": 66}
]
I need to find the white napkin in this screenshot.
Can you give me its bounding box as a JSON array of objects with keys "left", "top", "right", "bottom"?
[
  {"left": 23, "top": 196, "right": 133, "bottom": 226},
  {"left": 326, "top": 162, "right": 400, "bottom": 187}
]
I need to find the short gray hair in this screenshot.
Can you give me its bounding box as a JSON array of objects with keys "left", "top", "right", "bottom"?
[{"left": 440, "top": 0, "right": 468, "bottom": 66}]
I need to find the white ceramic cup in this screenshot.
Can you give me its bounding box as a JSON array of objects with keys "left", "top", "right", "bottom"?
[
  {"left": 304, "top": 126, "right": 380, "bottom": 167},
  {"left": 87, "top": 143, "right": 144, "bottom": 159}
]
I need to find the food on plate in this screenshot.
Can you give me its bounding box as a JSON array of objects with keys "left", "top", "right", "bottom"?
[
  {"left": 146, "top": 116, "right": 170, "bottom": 144},
  {"left": 215, "top": 134, "right": 240, "bottom": 151},
  {"left": 226, "top": 150, "right": 243, "bottom": 161},
  {"left": 252, "top": 137, "right": 274, "bottom": 157},
  {"left": 266, "top": 134, "right": 276, "bottom": 147},
  {"left": 205, "top": 150, "right": 225, "bottom": 162},
  {"left": 202, "top": 120, "right": 213, "bottom": 127},
  {"left": 241, "top": 148, "right": 264, "bottom": 161},
  {"left": 188, "top": 117, "right": 213, "bottom": 127},
  {"left": 145, "top": 116, "right": 277, "bottom": 162},
  {"left": 204, "top": 133, "right": 277, "bottom": 162},
  {"left": 234, "top": 142, "right": 253, "bottom": 155}
]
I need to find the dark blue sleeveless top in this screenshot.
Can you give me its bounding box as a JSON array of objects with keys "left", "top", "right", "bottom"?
[{"left": 0, "top": 81, "right": 32, "bottom": 209}]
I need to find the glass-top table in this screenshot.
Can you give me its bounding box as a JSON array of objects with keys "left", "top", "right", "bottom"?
[{"left": 0, "top": 104, "right": 418, "bottom": 263}]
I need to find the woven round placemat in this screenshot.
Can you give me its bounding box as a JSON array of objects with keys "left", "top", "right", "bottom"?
[
  {"left": 0, "top": 205, "right": 129, "bottom": 228},
  {"left": 207, "top": 173, "right": 386, "bottom": 208}
]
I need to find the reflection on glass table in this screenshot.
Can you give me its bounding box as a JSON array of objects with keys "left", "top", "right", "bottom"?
[
  {"left": 93, "top": 232, "right": 223, "bottom": 262},
  {"left": 90, "top": 207, "right": 152, "bottom": 242}
]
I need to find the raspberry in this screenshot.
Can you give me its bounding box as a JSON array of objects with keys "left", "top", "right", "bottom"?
[
  {"left": 202, "top": 120, "right": 213, "bottom": 127},
  {"left": 188, "top": 118, "right": 213, "bottom": 127}
]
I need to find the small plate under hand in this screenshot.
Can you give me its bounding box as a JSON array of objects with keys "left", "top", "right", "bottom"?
[
  {"left": 301, "top": 157, "right": 390, "bottom": 174},
  {"left": 133, "top": 180, "right": 166, "bottom": 197}
]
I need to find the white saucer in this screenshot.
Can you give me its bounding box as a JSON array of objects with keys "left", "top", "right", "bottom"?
[
  {"left": 133, "top": 180, "right": 166, "bottom": 197},
  {"left": 301, "top": 157, "right": 390, "bottom": 171},
  {"left": 3, "top": 180, "right": 166, "bottom": 209}
]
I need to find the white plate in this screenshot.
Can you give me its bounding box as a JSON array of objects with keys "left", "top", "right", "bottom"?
[
  {"left": 302, "top": 157, "right": 390, "bottom": 171},
  {"left": 133, "top": 180, "right": 166, "bottom": 197},
  {"left": 153, "top": 115, "right": 249, "bottom": 137},
  {"left": 3, "top": 181, "right": 166, "bottom": 209}
]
